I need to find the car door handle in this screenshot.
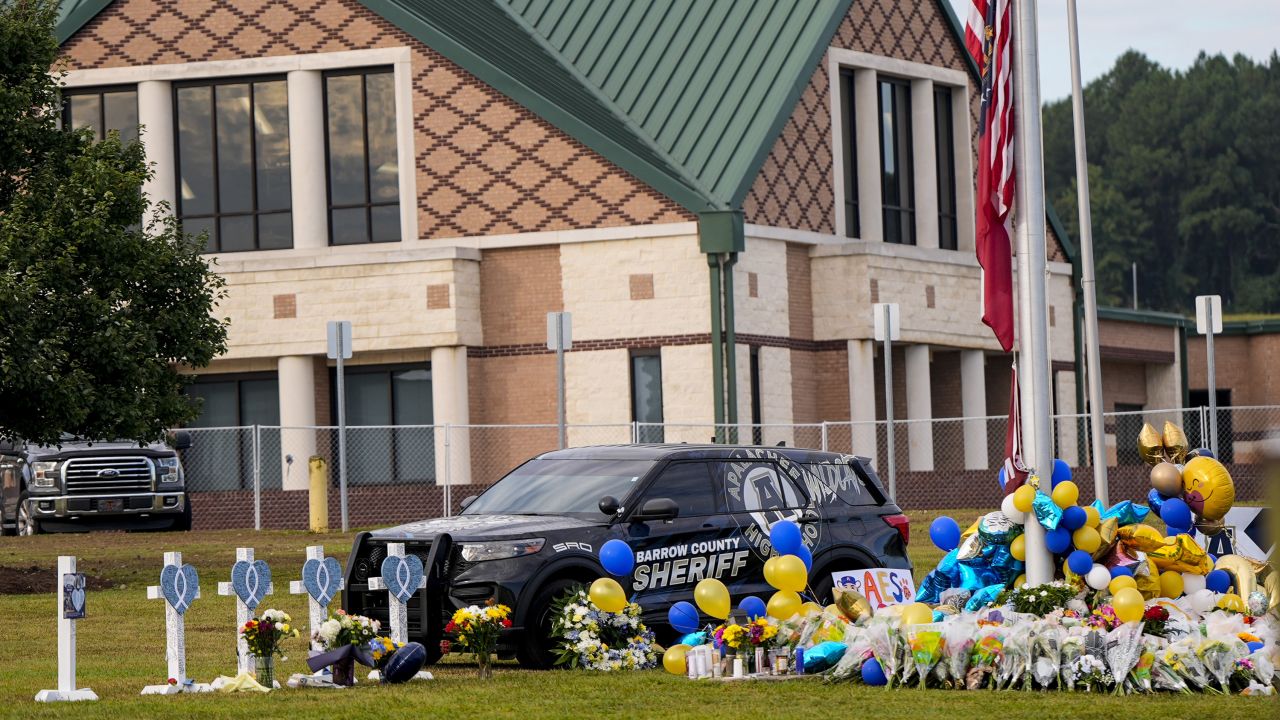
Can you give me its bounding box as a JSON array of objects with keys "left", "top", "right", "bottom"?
[{"left": 799, "top": 509, "right": 820, "bottom": 522}]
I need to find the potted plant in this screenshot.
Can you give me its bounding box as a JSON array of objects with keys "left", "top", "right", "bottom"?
[
  {"left": 307, "top": 610, "right": 380, "bottom": 685},
  {"left": 241, "top": 609, "right": 300, "bottom": 688},
  {"left": 442, "top": 598, "right": 512, "bottom": 678}
]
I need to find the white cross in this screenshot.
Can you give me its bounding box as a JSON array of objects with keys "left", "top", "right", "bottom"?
[
  {"left": 367, "top": 543, "right": 424, "bottom": 644},
  {"left": 142, "top": 552, "right": 210, "bottom": 695},
  {"left": 34, "top": 556, "right": 97, "bottom": 703},
  {"left": 216, "top": 548, "right": 274, "bottom": 675},
  {"left": 288, "top": 546, "right": 344, "bottom": 654}
]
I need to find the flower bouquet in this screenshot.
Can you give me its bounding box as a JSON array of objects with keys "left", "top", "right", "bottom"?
[
  {"left": 904, "top": 623, "right": 944, "bottom": 689},
  {"left": 1105, "top": 621, "right": 1145, "bottom": 695},
  {"left": 306, "top": 610, "right": 380, "bottom": 686},
  {"left": 551, "top": 587, "right": 657, "bottom": 671},
  {"left": 241, "top": 609, "right": 300, "bottom": 688},
  {"left": 1059, "top": 632, "right": 1085, "bottom": 691},
  {"left": 997, "top": 581, "right": 1079, "bottom": 616},
  {"left": 1142, "top": 605, "right": 1172, "bottom": 639},
  {"left": 1071, "top": 653, "right": 1109, "bottom": 692},
  {"left": 966, "top": 626, "right": 1004, "bottom": 690},
  {"left": 1032, "top": 623, "right": 1063, "bottom": 689},
  {"left": 443, "top": 598, "right": 512, "bottom": 678}
]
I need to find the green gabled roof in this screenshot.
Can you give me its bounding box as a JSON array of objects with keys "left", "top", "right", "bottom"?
[{"left": 55, "top": 0, "right": 113, "bottom": 43}]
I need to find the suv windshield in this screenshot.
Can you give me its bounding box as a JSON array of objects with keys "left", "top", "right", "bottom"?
[{"left": 463, "top": 458, "right": 656, "bottom": 519}]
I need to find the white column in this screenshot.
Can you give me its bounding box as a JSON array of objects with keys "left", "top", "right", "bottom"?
[
  {"left": 904, "top": 344, "right": 934, "bottom": 471},
  {"left": 287, "top": 70, "right": 329, "bottom": 250},
  {"left": 137, "top": 80, "right": 175, "bottom": 229},
  {"left": 278, "top": 356, "right": 317, "bottom": 491},
  {"left": 952, "top": 86, "right": 977, "bottom": 253},
  {"left": 431, "top": 346, "right": 471, "bottom": 486},
  {"left": 853, "top": 70, "right": 884, "bottom": 242},
  {"left": 910, "top": 78, "right": 939, "bottom": 249},
  {"left": 1055, "top": 369, "right": 1080, "bottom": 466},
  {"left": 847, "top": 339, "right": 877, "bottom": 457},
  {"left": 960, "top": 350, "right": 989, "bottom": 470}
]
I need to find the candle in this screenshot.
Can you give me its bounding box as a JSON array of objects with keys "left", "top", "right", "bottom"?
[{"left": 733, "top": 657, "right": 744, "bottom": 678}]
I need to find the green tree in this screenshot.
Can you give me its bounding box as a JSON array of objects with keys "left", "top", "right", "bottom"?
[{"left": 0, "top": 0, "right": 227, "bottom": 445}]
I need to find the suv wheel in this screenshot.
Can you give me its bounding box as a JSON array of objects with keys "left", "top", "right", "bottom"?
[
  {"left": 515, "top": 578, "right": 580, "bottom": 669},
  {"left": 16, "top": 493, "right": 41, "bottom": 536}
]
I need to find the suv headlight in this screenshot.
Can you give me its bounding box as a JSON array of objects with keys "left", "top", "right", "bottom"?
[
  {"left": 459, "top": 538, "right": 545, "bottom": 562},
  {"left": 31, "top": 461, "right": 59, "bottom": 489},
  {"left": 156, "top": 457, "right": 183, "bottom": 484}
]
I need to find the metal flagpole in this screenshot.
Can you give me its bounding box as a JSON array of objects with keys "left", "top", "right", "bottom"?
[
  {"left": 1066, "top": 0, "right": 1109, "bottom": 506},
  {"left": 1012, "top": 0, "right": 1054, "bottom": 585}
]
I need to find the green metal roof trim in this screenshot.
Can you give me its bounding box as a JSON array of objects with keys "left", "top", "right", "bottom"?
[
  {"left": 1098, "top": 306, "right": 1188, "bottom": 327},
  {"left": 55, "top": 0, "right": 113, "bottom": 44}
]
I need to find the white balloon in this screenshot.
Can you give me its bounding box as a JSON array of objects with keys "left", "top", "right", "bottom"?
[
  {"left": 1187, "top": 589, "right": 1217, "bottom": 614},
  {"left": 1001, "top": 494, "right": 1027, "bottom": 524},
  {"left": 1181, "top": 572, "right": 1207, "bottom": 595},
  {"left": 1086, "top": 564, "right": 1111, "bottom": 591}
]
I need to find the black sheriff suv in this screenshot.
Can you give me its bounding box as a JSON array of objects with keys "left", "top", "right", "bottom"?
[{"left": 342, "top": 444, "right": 911, "bottom": 668}]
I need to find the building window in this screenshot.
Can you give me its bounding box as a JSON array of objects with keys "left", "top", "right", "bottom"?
[
  {"left": 175, "top": 78, "right": 292, "bottom": 253},
  {"left": 63, "top": 87, "right": 138, "bottom": 144},
  {"left": 878, "top": 77, "right": 915, "bottom": 245},
  {"left": 183, "top": 374, "right": 280, "bottom": 491},
  {"left": 934, "top": 86, "right": 959, "bottom": 251},
  {"left": 331, "top": 364, "right": 433, "bottom": 485},
  {"left": 631, "top": 351, "right": 664, "bottom": 443},
  {"left": 324, "top": 68, "right": 400, "bottom": 245},
  {"left": 838, "top": 70, "right": 859, "bottom": 238}
]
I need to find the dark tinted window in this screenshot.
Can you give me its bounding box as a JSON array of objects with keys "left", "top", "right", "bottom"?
[
  {"left": 878, "top": 77, "right": 914, "bottom": 245},
  {"left": 805, "top": 463, "right": 880, "bottom": 507},
  {"left": 64, "top": 87, "right": 138, "bottom": 144},
  {"left": 463, "top": 459, "right": 655, "bottom": 519},
  {"left": 934, "top": 86, "right": 958, "bottom": 251},
  {"left": 324, "top": 68, "right": 400, "bottom": 245},
  {"left": 722, "top": 461, "right": 806, "bottom": 512},
  {"left": 642, "top": 463, "right": 721, "bottom": 517}
]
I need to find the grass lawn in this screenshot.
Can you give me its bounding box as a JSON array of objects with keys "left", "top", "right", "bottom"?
[{"left": 0, "top": 512, "right": 1267, "bottom": 719}]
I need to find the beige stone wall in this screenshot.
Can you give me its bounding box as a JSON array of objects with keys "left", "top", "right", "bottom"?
[
  {"left": 730, "top": 239, "right": 790, "bottom": 338},
  {"left": 565, "top": 349, "right": 632, "bottom": 446},
  {"left": 759, "top": 346, "right": 795, "bottom": 446},
  {"left": 660, "top": 344, "right": 714, "bottom": 442}
]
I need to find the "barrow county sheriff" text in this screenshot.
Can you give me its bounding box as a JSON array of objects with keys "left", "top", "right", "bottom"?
[{"left": 631, "top": 537, "right": 751, "bottom": 591}]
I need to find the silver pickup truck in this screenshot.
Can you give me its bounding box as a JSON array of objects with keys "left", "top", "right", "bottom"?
[{"left": 0, "top": 433, "right": 193, "bottom": 535}]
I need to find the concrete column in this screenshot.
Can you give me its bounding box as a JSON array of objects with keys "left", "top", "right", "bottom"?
[
  {"left": 952, "top": 86, "right": 977, "bottom": 253},
  {"left": 431, "top": 346, "right": 472, "bottom": 486},
  {"left": 1055, "top": 369, "right": 1080, "bottom": 467},
  {"left": 287, "top": 70, "right": 329, "bottom": 250},
  {"left": 910, "top": 78, "right": 939, "bottom": 249},
  {"left": 278, "top": 356, "right": 318, "bottom": 491},
  {"left": 847, "top": 339, "right": 877, "bottom": 458},
  {"left": 904, "top": 344, "right": 934, "bottom": 471},
  {"left": 960, "top": 350, "right": 989, "bottom": 470},
  {"left": 137, "top": 80, "right": 175, "bottom": 229},
  {"left": 853, "top": 70, "right": 883, "bottom": 242}
]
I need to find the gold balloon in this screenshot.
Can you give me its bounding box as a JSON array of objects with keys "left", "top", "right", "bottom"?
[
  {"left": 1161, "top": 422, "right": 1189, "bottom": 464},
  {"left": 1214, "top": 555, "right": 1263, "bottom": 601},
  {"left": 1135, "top": 557, "right": 1162, "bottom": 600},
  {"left": 1138, "top": 423, "right": 1164, "bottom": 466},
  {"left": 1194, "top": 516, "right": 1225, "bottom": 537},
  {"left": 1149, "top": 462, "right": 1183, "bottom": 497},
  {"left": 662, "top": 644, "right": 690, "bottom": 675},
  {"left": 1218, "top": 593, "right": 1247, "bottom": 613},
  {"left": 1094, "top": 517, "right": 1120, "bottom": 559},
  {"left": 832, "top": 587, "right": 873, "bottom": 623},
  {"left": 1181, "top": 456, "right": 1236, "bottom": 522},
  {"left": 1265, "top": 571, "right": 1280, "bottom": 612},
  {"left": 1116, "top": 524, "right": 1213, "bottom": 574}
]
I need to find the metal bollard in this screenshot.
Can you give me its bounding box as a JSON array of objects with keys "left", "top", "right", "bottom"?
[{"left": 309, "top": 456, "right": 329, "bottom": 532}]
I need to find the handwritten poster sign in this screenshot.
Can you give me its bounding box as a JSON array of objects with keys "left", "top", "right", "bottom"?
[{"left": 830, "top": 567, "right": 916, "bottom": 607}]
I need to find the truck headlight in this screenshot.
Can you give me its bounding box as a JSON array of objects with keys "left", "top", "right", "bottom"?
[
  {"left": 31, "top": 461, "right": 59, "bottom": 489},
  {"left": 156, "top": 457, "right": 183, "bottom": 484},
  {"left": 459, "top": 538, "right": 545, "bottom": 562}
]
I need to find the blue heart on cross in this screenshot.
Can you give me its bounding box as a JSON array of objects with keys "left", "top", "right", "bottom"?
[
  {"left": 379, "top": 554, "right": 424, "bottom": 604},
  {"left": 302, "top": 557, "right": 343, "bottom": 607},
  {"left": 230, "top": 559, "right": 272, "bottom": 610},
  {"left": 70, "top": 583, "right": 85, "bottom": 614},
  {"left": 160, "top": 563, "right": 200, "bottom": 614}
]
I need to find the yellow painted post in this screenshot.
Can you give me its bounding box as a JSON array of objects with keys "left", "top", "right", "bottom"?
[{"left": 309, "top": 456, "right": 329, "bottom": 532}]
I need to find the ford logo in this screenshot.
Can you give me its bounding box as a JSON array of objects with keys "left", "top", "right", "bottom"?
[{"left": 97, "top": 468, "right": 120, "bottom": 478}]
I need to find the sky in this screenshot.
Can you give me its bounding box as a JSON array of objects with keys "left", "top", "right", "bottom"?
[{"left": 947, "top": 0, "right": 1280, "bottom": 101}]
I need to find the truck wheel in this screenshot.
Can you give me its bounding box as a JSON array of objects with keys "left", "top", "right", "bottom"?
[
  {"left": 169, "top": 495, "right": 193, "bottom": 532},
  {"left": 515, "top": 578, "right": 580, "bottom": 669},
  {"left": 16, "top": 493, "right": 41, "bottom": 536}
]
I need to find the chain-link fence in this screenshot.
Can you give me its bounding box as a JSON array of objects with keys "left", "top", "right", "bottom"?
[{"left": 177, "top": 405, "right": 1279, "bottom": 530}]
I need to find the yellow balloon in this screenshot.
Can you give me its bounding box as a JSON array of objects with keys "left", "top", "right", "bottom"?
[
  {"left": 1217, "top": 593, "right": 1246, "bottom": 613},
  {"left": 1113, "top": 587, "right": 1145, "bottom": 623},
  {"left": 1014, "top": 574, "right": 1027, "bottom": 588},
  {"left": 1052, "top": 481, "right": 1079, "bottom": 509},
  {"left": 1083, "top": 506, "right": 1101, "bottom": 528},
  {"left": 1109, "top": 575, "right": 1137, "bottom": 594},
  {"left": 1072, "top": 526, "right": 1102, "bottom": 554},
  {"left": 773, "top": 554, "right": 809, "bottom": 593},
  {"left": 1010, "top": 534, "right": 1027, "bottom": 561},
  {"left": 763, "top": 557, "right": 782, "bottom": 589},
  {"left": 766, "top": 590, "right": 802, "bottom": 620},
  {"left": 662, "top": 644, "right": 690, "bottom": 675},
  {"left": 801, "top": 601, "right": 823, "bottom": 617},
  {"left": 1182, "top": 456, "right": 1236, "bottom": 522},
  {"left": 1013, "top": 485, "right": 1036, "bottom": 513},
  {"left": 693, "top": 578, "right": 731, "bottom": 620},
  {"left": 1159, "top": 570, "right": 1184, "bottom": 598},
  {"left": 588, "top": 577, "right": 628, "bottom": 613},
  {"left": 901, "top": 602, "right": 933, "bottom": 626}
]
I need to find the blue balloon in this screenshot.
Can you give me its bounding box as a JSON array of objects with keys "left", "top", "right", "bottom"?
[
  {"left": 1160, "top": 498, "right": 1193, "bottom": 532},
  {"left": 1147, "top": 488, "right": 1169, "bottom": 515},
  {"left": 861, "top": 657, "right": 888, "bottom": 686},
  {"left": 1110, "top": 566, "right": 1135, "bottom": 579},
  {"left": 1208, "top": 554, "right": 1218, "bottom": 565},
  {"left": 599, "top": 539, "right": 635, "bottom": 576},
  {"left": 1067, "top": 550, "right": 1093, "bottom": 576},
  {"left": 1166, "top": 526, "right": 1191, "bottom": 537},
  {"left": 1188, "top": 447, "right": 1215, "bottom": 460},
  {"left": 998, "top": 466, "right": 1008, "bottom": 491},
  {"left": 678, "top": 631, "right": 707, "bottom": 647},
  {"left": 739, "top": 596, "right": 767, "bottom": 621},
  {"left": 1206, "top": 569, "right": 1232, "bottom": 594},
  {"left": 1061, "top": 506, "right": 1087, "bottom": 532},
  {"left": 381, "top": 642, "right": 427, "bottom": 684},
  {"left": 668, "top": 601, "right": 700, "bottom": 634},
  {"left": 1051, "top": 458, "right": 1072, "bottom": 487},
  {"left": 770, "top": 520, "right": 803, "bottom": 556},
  {"left": 1046, "top": 527, "right": 1072, "bottom": 554},
  {"left": 1247, "top": 641, "right": 1265, "bottom": 653},
  {"left": 795, "top": 544, "right": 813, "bottom": 571},
  {"left": 929, "top": 516, "right": 962, "bottom": 552}
]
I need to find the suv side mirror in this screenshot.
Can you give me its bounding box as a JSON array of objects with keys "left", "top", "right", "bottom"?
[
  {"left": 460, "top": 495, "right": 478, "bottom": 510},
  {"left": 169, "top": 431, "right": 193, "bottom": 451},
  {"left": 631, "top": 497, "right": 679, "bottom": 522},
  {"left": 598, "top": 495, "right": 620, "bottom": 516}
]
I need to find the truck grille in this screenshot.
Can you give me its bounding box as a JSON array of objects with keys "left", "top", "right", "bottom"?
[{"left": 62, "top": 457, "right": 154, "bottom": 495}]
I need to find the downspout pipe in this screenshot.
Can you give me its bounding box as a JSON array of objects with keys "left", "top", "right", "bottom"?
[
  {"left": 723, "top": 252, "right": 739, "bottom": 444},
  {"left": 708, "top": 253, "right": 725, "bottom": 439},
  {"left": 699, "top": 211, "right": 745, "bottom": 444}
]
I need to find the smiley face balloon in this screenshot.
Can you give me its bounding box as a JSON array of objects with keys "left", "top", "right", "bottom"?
[{"left": 1181, "top": 456, "right": 1235, "bottom": 522}]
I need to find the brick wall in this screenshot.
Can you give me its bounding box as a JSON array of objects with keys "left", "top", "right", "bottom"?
[
  {"left": 1102, "top": 361, "right": 1148, "bottom": 411},
  {"left": 478, "top": 245, "right": 563, "bottom": 346},
  {"left": 1099, "top": 319, "right": 1175, "bottom": 355}
]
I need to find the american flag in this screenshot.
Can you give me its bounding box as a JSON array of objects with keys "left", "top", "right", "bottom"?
[{"left": 966, "top": 0, "right": 1015, "bottom": 353}]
